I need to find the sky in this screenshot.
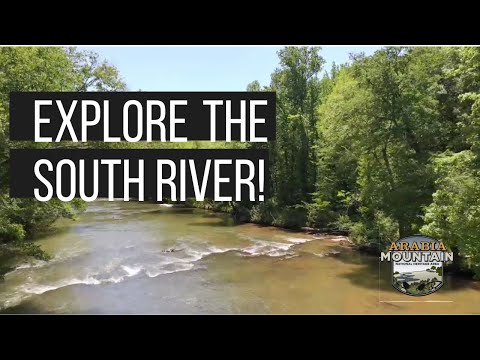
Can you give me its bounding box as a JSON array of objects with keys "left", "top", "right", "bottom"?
[{"left": 79, "top": 46, "right": 381, "bottom": 91}]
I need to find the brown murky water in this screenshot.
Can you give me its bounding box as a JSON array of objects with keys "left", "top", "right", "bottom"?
[{"left": 1, "top": 201, "right": 479, "bottom": 314}]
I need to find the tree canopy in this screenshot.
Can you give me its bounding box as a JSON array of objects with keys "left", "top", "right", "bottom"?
[{"left": 0, "top": 47, "right": 125, "bottom": 260}]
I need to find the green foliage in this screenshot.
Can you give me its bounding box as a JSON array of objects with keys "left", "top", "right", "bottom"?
[
  {"left": 347, "top": 211, "right": 399, "bottom": 247},
  {"left": 311, "top": 47, "right": 478, "bottom": 258},
  {"left": 422, "top": 151, "right": 480, "bottom": 276},
  {"left": 269, "top": 47, "right": 325, "bottom": 205},
  {"left": 0, "top": 218, "right": 25, "bottom": 242},
  {"left": 337, "top": 48, "right": 444, "bottom": 237},
  {"left": 304, "top": 198, "right": 336, "bottom": 228},
  {"left": 250, "top": 201, "right": 275, "bottom": 225},
  {"left": 246, "top": 80, "right": 262, "bottom": 92},
  {"left": 5, "top": 241, "right": 51, "bottom": 261},
  {"left": 0, "top": 47, "right": 123, "bottom": 262},
  {"left": 67, "top": 48, "right": 127, "bottom": 91},
  {"left": 420, "top": 47, "right": 480, "bottom": 277},
  {"left": 0, "top": 195, "right": 86, "bottom": 237},
  {"left": 270, "top": 205, "right": 306, "bottom": 229},
  {"left": 250, "top": 199, "right": 306, "bottom": 229}
]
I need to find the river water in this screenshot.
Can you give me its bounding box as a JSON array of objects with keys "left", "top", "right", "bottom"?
[{"left": 1, "top": 201, "right": 479, "bottom": 314}]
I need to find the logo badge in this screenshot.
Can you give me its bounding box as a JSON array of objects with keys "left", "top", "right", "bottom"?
[{"left": 380, "top": 235, "right": 453, "bottom": 296}]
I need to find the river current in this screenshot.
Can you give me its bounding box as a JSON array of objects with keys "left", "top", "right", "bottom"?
[{"left": 1, "top": 201, "right": 479, "bottom": 314}]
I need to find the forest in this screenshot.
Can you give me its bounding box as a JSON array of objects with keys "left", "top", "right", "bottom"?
[{"left": 1, "top": 46, "right": 479, "bottom": 278}]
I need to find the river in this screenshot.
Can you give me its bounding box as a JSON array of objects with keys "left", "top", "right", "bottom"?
[{"left": 1, "top": 201, "right": 479, "bottom": 314}]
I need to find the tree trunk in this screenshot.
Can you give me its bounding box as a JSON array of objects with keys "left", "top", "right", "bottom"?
[
  {"left": 382, "top": 146, "right": 396, "bottom": 191},
  {"left": 398, "top": 218, "right": 410, "bottom": 239}
]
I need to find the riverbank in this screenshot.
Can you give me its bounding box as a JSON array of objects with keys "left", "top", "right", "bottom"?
[
  {"left": 167, "top": 201, "right": 478, "bottom": 280},
  {"left": 161, "top": 200, "right": 369, "bottom": 249},
  {"left": 159, "top": 202, "right": 349, "bottom": 235}
]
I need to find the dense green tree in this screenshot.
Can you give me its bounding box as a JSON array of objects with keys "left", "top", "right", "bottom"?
[
  {"left": 422, "top": 151, "right": 480, "bottom": 275},
  {"left": 316, "top": 48, "right": 457, "bottom": 241},
  {"left": 270, "top": 46, "right": 324, "bottom": 205},
  {"left": 246, "top": 80, "right": 261, "bottom": 92},
  {"left": 421, "top": 47, "right": 480, "bottom": 277},
  {"left": 0, "top": 47, "right": 124, "bottom": 259},
  {"left": 67, "top": 48, "right": 126, "bottom": 92}
]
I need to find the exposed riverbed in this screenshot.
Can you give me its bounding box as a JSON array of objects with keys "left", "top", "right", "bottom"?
[{"left": 1, "top": 201, "right": 479, "bottom": 314}]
